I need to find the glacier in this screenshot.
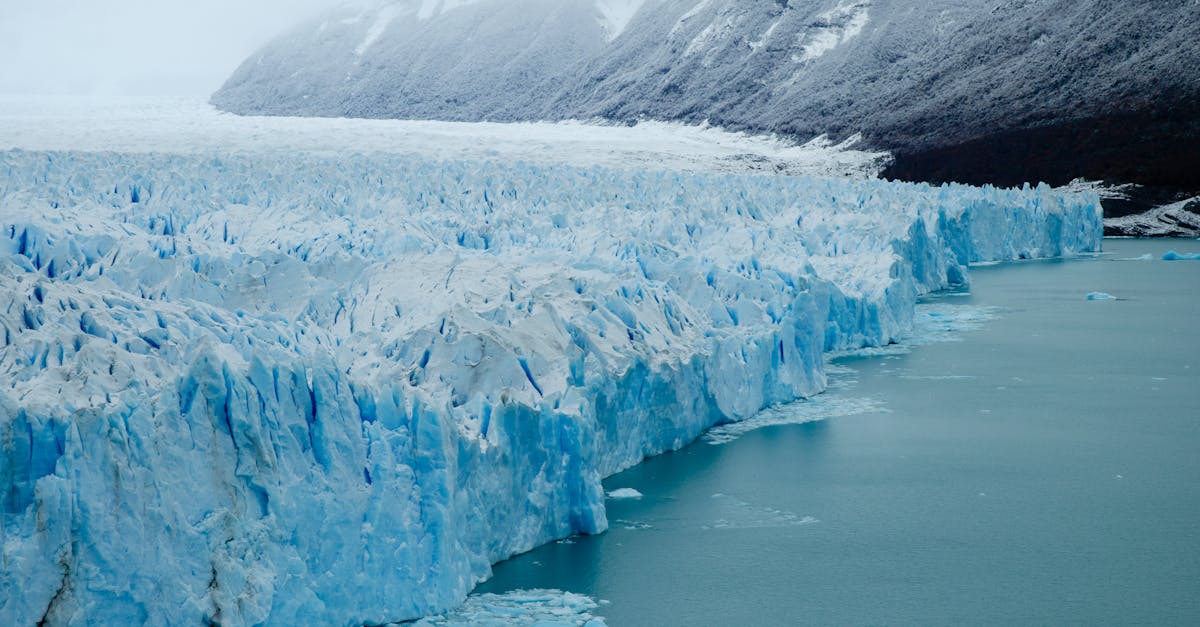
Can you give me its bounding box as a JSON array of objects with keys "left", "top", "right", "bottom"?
[
  {"left": 0, "top": 145, "right": 1100, "bottom": 625},
  {"left": 0, "top": 97, "right": 892, "bottom": 180}
]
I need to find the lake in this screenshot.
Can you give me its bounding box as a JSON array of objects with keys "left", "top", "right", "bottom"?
[{"left": 474, "top": 238, "right": 1200, "bottom": 625}]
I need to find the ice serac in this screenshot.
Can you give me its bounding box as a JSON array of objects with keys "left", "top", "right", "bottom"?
[{"left": 0, "top": 150, "right": 1100, "bottom": 625}]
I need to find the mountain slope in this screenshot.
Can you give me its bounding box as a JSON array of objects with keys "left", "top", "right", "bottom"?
[
  {"left": 212, "top": 0, "right": 1200, "bottom": 195},
  {"left": 212, "top": 0, "right": 616, "bottom": 121}
]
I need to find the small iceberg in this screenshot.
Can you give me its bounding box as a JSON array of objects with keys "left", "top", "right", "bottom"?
[
  {"left": 1162, "top": 250, "right": 1200, "bottom": 261},
  {"left": 1086, "top": 292, "right": 1117, "bottom": 301},
  {"left": 606, "top": 488, "right": 644, "bottom": 499}
]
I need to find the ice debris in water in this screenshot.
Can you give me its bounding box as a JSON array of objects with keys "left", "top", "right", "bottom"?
[
  {"left": 411, "top": 589, "right": 606, "bottom": 626},
  {"left": 907, "top": 303, "right": 1001, "bottom": 344},
  {"left": 828, "top": 303, "right": 1002, "bottom": 359},
  {"left": 701, "top": 494, "right": 819, "bottom": 530},
  {"left": 606, "top": 488, "right": 644, "bottom": 499},
  {"left": 0, "top": 148, "right": 1100, "bottom": 625},
  {"left": 1162, "top": 250, "right": 1200, "bottom": 261},
  {"left": 1087, "top": 292, "right": 1117, "bottom": 301},
  {"left": 704, "top": 396, "right": 887, "bottom": 445}
]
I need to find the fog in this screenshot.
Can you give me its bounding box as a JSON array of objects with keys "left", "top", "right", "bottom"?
[{"left": 0, "top": 0, "right": 356, "bottom": 98}]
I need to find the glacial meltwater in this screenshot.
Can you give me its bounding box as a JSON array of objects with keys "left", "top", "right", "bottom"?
[{"left": 472, "top": 238, "right": 1200, "bottom": 625}]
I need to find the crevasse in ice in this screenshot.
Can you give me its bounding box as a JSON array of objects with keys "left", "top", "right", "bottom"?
[{"left": 0, "top": 150, "right": 1100, "bottom": 625}]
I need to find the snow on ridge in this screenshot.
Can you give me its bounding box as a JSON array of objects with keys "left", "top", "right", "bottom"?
[
  {"left": 795, "top": 0, "right": 872, "bottom": 63},
  {"left": 595, "top": 0, "right": 648, "bottom": 41},
  {"left": 353, "top": 0, "right": 490, "bottom": 55},
  {"left": 0, "top": 137, "right": 1100, "bottom": 624},
  {"left": 682, "top": 9, "right": 739, "bottom": 59},
  {"left": 669, "top": 0, "right": 712, "bottom": 37},
  {"left": 749, "top": 16, "right": 785, "bottom": 52},
  {"left": 355, "top": 3, "right": 407, "bottom": 56},
  {"left": 417, "top": 0, "right": 485, "bottom": 21}
]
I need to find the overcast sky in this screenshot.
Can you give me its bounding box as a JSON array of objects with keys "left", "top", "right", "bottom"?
[{"left": 0, "top": 0, "right": 354, "bottom": 98}]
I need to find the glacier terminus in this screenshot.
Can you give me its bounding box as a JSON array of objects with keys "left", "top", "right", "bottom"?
[{"left": 0, "top": 107, "right": 1100, "bottom": 625}]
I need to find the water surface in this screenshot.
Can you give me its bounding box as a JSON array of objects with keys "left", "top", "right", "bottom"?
[{"left": 476, "top": 238, "right": 1200, "bottom": 625}]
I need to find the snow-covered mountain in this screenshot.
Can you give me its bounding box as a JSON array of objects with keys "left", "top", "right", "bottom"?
[{"left": 212, "top": 0, "right": 1200, "bottom": 199}]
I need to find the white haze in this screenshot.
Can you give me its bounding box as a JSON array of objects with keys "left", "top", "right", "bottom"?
[{"left": 0, "top": 0, "right": 355, "bottom": 98}]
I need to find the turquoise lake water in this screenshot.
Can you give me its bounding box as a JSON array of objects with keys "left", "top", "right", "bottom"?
[{"left": 475, "top": 238, "right": 1200, "bottom": 625}]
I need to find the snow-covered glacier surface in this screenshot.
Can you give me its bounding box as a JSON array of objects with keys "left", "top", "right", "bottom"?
[
  {"left": 0, "top": 97, "right": 891, "bottom": 180},
  {"left": 1, "top": 145, "right": 1099, "bottom": 625}
]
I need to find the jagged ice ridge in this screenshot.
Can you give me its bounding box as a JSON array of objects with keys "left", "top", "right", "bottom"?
[{"left": 1, "top": 149, "right": 1099, "bottom": 625}]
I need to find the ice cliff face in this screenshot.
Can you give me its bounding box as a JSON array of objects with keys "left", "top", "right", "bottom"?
[
  {"left": 1, "top": 149, "right": 1099, "bottom": 625},
  {"left": 212, "top": 0, "right": 1200, "bottom": 194}
]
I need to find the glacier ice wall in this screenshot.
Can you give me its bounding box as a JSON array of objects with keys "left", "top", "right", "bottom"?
[{"left": 0, "top": 150, "right": 1100, "bottom": 625}]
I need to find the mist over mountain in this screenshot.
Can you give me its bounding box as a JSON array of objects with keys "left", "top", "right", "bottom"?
[{"left": 212, "top": 0, "right": 1200, "bottom": 197}]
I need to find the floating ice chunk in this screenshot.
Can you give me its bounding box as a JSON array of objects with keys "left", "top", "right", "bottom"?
[
  {"left": 606, "top": 488, "right": 643, "bottom": 499},
  {"left": 1118, "top": 253, "right": 1154, "bottom": 261},
  {"left": 1086, "top": 292, "right": 1117, "bottom": 301},
  {"left": 1162, "top": 250, "right": 1200, "bottom": 261}
]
